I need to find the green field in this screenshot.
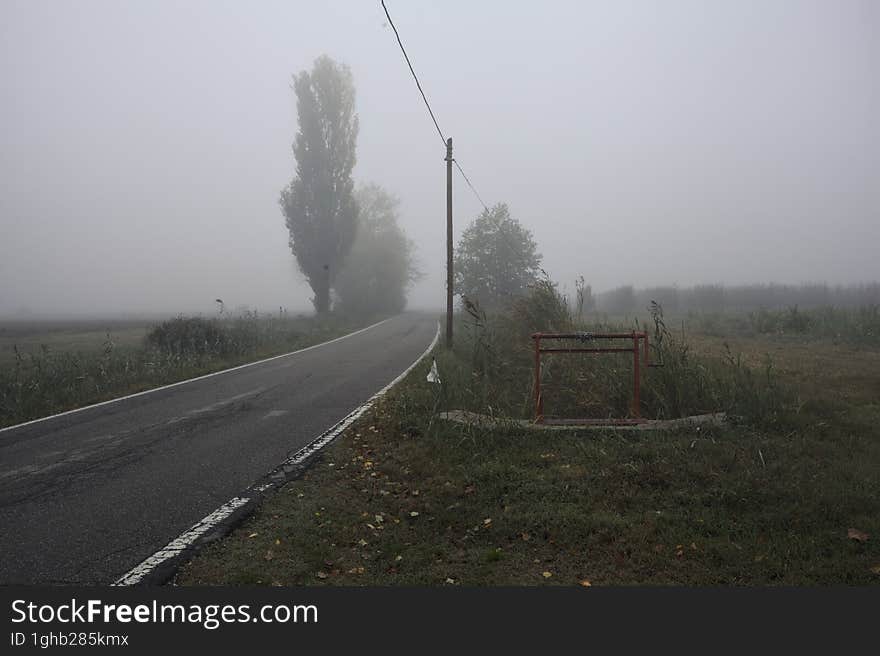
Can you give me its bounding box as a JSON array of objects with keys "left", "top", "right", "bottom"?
[
  {"left": 0, "top": 313, "right": 375, "bottom": 428},
  {"left": 177, "top": 298, "right": 880, "bottom": 586},
  {"left": 0, "top": 319, "right": 151, "bottom": 368}
]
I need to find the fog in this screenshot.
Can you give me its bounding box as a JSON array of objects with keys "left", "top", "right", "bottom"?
[{"left": 1, "top": 0, "right": 878, "bottom": 318}]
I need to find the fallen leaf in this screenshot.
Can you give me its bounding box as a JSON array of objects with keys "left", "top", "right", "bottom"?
[
  {"left": 445, "top": 578, "right": 455, "bottom": 584},
  {"left": 870, "top": 565, "right": 880, "bottom": 576},
  {"left": 358, "top": 539, "right": 368, "bottom": 547},
  {"left": 316, "top": 572, "right": 328, "bottom": 579},
  {"left": 848, "top": 528, "right": 869, "bottom": 542},
  {"left": 542, "top": 571, "right": 553, "bottom": 579},
  {"left": 483, "top": 518, "right": 492, "bottom": 526},
  {"left": 521, "top": 532, "right": 531, "bottom": 541},
  {"left": 410, "top": 511, "right": 420, "bottom": 517},
  {"left": 579, "top": 580, "right": 592, "bottom": 587},
  {"left": 395, "top": 555, "right": 403, "bottom": 562},
  {"left": 248, "top": 532, "right": 259, "bottom": 538}
]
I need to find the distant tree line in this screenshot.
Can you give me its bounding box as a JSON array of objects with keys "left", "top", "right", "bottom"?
[{"left": 593, "top": 282, "right": 880, "bottom": 315}]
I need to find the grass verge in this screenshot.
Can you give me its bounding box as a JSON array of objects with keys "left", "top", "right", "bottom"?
[{"left": 178, "top": 306, "right": 880, "bottom": 585}]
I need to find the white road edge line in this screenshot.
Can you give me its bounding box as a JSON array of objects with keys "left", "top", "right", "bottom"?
[
  {"left": 113, "top": 321, "right": 441, "bottom": 586},
  {"left": 0, "top": 316, "right": 394, "bottom": 435}
]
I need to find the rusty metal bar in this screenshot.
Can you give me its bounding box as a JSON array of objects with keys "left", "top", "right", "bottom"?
[
  {"left": 632, "top": 332, "right": 640, "bottom": 419},
  {"left": 542, "top": 417, "right": 647, "bottom": 426},
  {"left": 534, "top": 332, "right": 647, "bottom": 340},
  {"left": 534, "top": 333, "right": 543, "bottom": 421},
  {"left": 539, "top": 347, "right": 634, "bottom": 354}
]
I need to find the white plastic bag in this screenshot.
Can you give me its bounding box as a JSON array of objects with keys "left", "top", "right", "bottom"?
[{"left": 426, "top": 357, "right": 441, "bottom": 384}]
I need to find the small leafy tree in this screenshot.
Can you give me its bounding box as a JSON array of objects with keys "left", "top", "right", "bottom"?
[
  {"left": 335, "top": 184, "right": 419, "bottom": 316},
  {"left": 280, "top": 55, "right": 359, "bottom": 313},
  {"left": 455, "top": 203, "right": 542, "bottom": 307}
]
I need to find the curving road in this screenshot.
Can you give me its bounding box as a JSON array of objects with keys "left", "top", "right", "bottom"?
[{"left": 0, "top": 312, "right": 438, "bottom": 584}]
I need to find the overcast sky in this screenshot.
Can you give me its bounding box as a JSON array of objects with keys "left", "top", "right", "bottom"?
[{"left": 1, "top": 0, "right": 877, "bottom": 317}]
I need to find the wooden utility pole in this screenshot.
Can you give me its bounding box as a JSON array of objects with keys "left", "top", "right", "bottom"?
[{"left": 445, "top": 137, "right": 453, "bottom": 348}]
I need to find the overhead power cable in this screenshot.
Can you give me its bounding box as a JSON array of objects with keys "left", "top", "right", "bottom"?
[
  {"left": 454, "top": 161, "right": 488, "bottom": 212},
  {"left": 380, "top": 0, "right": 446, "bottom": 148},
  {"left": 380, "top": 0, "right": 490, "bottom": 212}
]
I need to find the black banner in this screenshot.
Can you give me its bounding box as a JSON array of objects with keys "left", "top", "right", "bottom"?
[{"left": 1, "top": 586, "right": 875, "bottom": 653}]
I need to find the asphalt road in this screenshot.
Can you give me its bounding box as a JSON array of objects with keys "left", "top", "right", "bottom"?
[{"left": 0, "top": 313, "right": 438, "bottom": 584}]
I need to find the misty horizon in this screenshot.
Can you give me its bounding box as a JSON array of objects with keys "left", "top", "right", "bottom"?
[{"left": 2, "top": 0, "right": 878, "bottom": 319}]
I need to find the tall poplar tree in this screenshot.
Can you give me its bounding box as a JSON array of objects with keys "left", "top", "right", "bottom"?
[{"left": 280, "top": 55, "right": 359, "bottom": 313}]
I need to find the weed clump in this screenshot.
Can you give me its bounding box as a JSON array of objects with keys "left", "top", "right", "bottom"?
[{"left": 432, "top": 279, "right": 791, "bottom": 427}]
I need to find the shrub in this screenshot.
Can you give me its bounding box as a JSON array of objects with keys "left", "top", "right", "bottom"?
[
  {"left": 145, "top": 317, "right": 230, "bottom": 357},
  {"left": 506, "top": 273, "right": 572, "bottom": 336}
]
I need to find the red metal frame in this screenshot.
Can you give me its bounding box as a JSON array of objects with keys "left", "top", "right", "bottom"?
[{"left": 531, "top": 331, "right": 654, "bottom": 426}]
